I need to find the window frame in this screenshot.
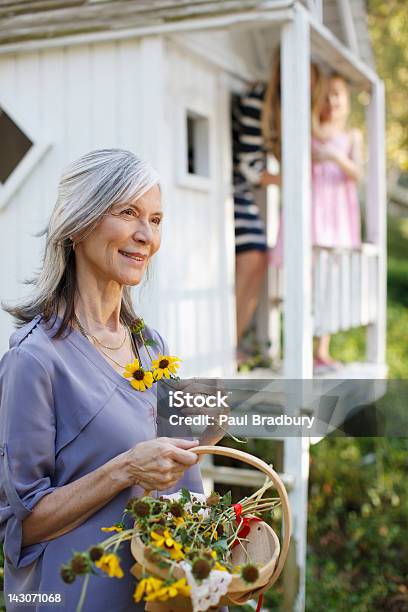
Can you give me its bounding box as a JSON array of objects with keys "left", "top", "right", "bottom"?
[
  {"left": 176, "top": 97, "right": 213, "bottom": 192},
  {"left": 0, "top": 98, "right": 51, "bottom": 210}
]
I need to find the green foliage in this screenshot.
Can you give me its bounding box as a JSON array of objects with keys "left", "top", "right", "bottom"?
[
  {"left": 307, "top": 438, "right": 408, "bottom": 611},
  {"left": 305, "top": 210, "right": 408, "bottom": 611},
  {"left": 368, "top": 0, "right": 408, "bottom": 170}
]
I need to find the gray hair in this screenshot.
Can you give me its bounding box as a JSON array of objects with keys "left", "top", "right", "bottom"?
[{"left": 3, "top": 149, "right": 160, "bottom": 336}]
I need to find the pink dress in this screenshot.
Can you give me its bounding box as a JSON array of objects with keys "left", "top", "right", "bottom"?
[{"left": 269, "top": 131, "right": 361, "bottom": 266}]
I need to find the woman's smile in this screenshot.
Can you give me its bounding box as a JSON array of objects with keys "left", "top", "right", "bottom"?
[{"left": 118, "top": 249, "right": 148, "bottom": 264}]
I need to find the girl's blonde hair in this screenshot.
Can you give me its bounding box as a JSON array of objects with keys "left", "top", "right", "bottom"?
[
  {"left": 3, "top": 148, "right": 160, "bottom": 338},
  {"left": 262, "top": 49, "right": 326, "bottom": 156}
]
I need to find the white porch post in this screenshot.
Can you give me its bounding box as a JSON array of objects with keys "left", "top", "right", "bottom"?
[
  {"left": 281, "top": 5, "right": 313, "bottom": 380},
  {"left": 281, "top": 5, "right": 312, "bottom": 612},
  {"left": 366, "top": 79, "right": 387, "bottom": 365}
]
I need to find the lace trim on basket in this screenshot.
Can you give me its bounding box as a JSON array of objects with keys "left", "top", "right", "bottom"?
[{"left": 180, "top": 561, "right": 232, "bottom": 612}]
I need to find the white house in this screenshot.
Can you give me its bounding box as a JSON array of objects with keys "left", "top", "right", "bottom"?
[{"left": 0, "top": 1, "right": 387, "bottom": 610}]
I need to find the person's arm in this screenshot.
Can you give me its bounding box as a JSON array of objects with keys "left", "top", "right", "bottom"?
[
  {"left": 331, "top": 129, "right": 363, "bottom": 181},
  {"left": 22, "top": 437, "right": 199, "bottom": 546},
  {"left": 237, "top": 84, "right": 269, "bottom": 187},
  {"left": 259, "top": 171, "right": 281, "bottom": 187}
]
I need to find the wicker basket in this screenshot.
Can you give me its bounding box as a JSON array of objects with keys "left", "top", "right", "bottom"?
[{"left": 131, "top": 445, "right": 291, "bottom": 611}]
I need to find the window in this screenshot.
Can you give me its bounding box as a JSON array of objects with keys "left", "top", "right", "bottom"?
[
  {"left": 186, "top": 111, "right": 209, "bottom": 178},
  {"left": 0, "top": 99, "right": 51, "bottom": 210},
  {"left": 0, "top": 107, "right": 33, "bottom": 184}
]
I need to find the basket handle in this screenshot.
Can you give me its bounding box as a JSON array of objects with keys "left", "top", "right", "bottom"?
[{"left": 193, "top": 445, "right": 291, "bottom": 589}]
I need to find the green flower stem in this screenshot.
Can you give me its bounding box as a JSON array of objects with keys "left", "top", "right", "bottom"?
[
  {"left": 100, "top": 528, "right": 134, "bottom": 547},
  {"left": 237, "top": 537, "right": 253, "bottom": 563},
  {"left": 76, "top": 574, "right": 90, "bottom": 612},
  {"left": 226, "top": 521, "right": 247, "bottom": 549},
  {"left": 139, "top": 331, "right": 154, "bottom": 363},
  {"left": 112, "top": 533, "right": 133, "bottom": 554}
]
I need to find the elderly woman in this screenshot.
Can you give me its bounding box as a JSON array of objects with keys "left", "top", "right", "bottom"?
[{"left": 0, "top": 149, "right": 220, "bottom": 611}]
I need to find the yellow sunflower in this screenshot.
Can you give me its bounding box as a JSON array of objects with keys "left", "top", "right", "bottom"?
[
  {"left": 95, "top": 553, "right": 124, "bottom": 578},
  {"left": 151, "top": 355, "right": 181, "bottom": 380},
  {"left": 123, "top": 359, "right": 154, "bottom": 391}
]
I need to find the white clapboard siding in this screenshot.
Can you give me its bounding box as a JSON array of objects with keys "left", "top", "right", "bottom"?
[
  {"left": 158, "top": 41, "right": 235, "bottom": 377},
  {"left": 0, "top": 37, "right": 236, "bottom": 374},
  {"left": 0, "top": 52, "right": 19, "bottom": 339},
  {"left": 0, "top": 40, "right": 147, "bottom": 355}
]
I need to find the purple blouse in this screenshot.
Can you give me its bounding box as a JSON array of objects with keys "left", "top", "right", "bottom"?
[{"left": 0, "top": 315, "right": 203, "bottom": 611}]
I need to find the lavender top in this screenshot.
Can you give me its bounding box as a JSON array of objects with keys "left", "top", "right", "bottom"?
[{"left": 0, "top": 315, "right": 203, "bottom": 611}]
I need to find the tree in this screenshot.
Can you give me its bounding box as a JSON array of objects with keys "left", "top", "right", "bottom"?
[{"left": 367, "top": 0, "right": 408, "bottom": 170}]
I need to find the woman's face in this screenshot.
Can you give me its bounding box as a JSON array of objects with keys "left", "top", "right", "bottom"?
[
  {"left": 326, "top": 77, "right": 349, "bottom": 121},
  {"left": 75, "top": 184, "right": 162, "bottom": 287}
]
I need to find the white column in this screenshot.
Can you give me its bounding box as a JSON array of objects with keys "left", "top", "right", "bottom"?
[
  {"left": 281, "top": 6, "right": 313, "bottom": 379},
  {"left": 365, "top": 79, "right": 387, "bottom": 365},
  {"left": 281, "top": 7, "right": 312, "bottom": 612}
]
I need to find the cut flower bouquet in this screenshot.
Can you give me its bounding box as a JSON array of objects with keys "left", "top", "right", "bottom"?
[{"left": 61, "top": 446, "right": 291, "bottom": 612}]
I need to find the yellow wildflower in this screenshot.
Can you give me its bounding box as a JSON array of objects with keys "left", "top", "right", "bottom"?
[
  {"left": 169, "top": 541, "right": 184, "bottom": 561},
  {"left": 123, "top": 359, "right": 154, "bottom": 391},
  {"left": 150, "top": 529, "right": 171, "bottom": 548},
  {"left": 215, "top": 561, "right": 227, "bottom": 572},
  {"left": 134, "top": 576, "right": 164, "bottom": 602},
  {"left": 151, "top": 355, "right": 181, "bottom": 380},
  {"left": 101, "top": 524, "right": 123, "bottom": 533},
  {"left": 95, "top": 553, "right": 124, "bottom": 578},
  {"left": 150, "top": 529, "right": 184, "bottom": 560},
  {"left": 145, "top": 578, "right": 190, "bottom": 602},
  {"left": 203, "top": 525, "right": 219, "bottom": 540}
]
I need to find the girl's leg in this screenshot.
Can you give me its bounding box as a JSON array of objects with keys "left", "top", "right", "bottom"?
[
  {"left": 235, "top": 249, "right": 268, "bottom": 344},
  {"left": 314, "top": 334, "right": 340, "bottom": 365}
]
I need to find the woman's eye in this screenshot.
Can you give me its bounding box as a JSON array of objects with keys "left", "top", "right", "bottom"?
[
  {"left": 151, "top": 218, "right": 161, "bottom": 226},
  {"left": 122, "top": 208, "right": 137, "bottom": 217}
]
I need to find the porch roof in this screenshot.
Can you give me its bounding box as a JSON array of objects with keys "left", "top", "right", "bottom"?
[{"left": 0, "top": 0, "right": 373, "bottom": 71}]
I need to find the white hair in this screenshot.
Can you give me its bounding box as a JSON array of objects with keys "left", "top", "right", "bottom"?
[{"left": 4, "top": 149, "right": 160, "bottom": 335}]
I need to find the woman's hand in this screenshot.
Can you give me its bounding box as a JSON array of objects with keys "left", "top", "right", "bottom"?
[{"left": 120, "top": 437, "right": 199, "bottom": 492}]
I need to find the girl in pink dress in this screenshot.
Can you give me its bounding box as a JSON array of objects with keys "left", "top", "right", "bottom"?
[
  {"left": 312, "top": 73, "right": 363, "bottom": 368},
  {"left": 269, "top": 73, "right": 363, "bottom": 369}
]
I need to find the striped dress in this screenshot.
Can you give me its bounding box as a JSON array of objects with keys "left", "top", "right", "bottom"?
[{"left": 232, "top": 82, "right": 268, "bottom": 254}]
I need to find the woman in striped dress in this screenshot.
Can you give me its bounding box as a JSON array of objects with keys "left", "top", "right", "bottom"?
[{"left": 232, "top": 75, "right": 281, "bottom": 355}]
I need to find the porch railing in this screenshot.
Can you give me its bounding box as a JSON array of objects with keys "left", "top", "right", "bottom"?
[{"left": 268, "top": 243, "right": 380, "bottom": 337}]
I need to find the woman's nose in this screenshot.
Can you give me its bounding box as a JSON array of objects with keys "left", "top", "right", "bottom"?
[{"left": 132, "top": 219, "right": 153, "bottom": 244}]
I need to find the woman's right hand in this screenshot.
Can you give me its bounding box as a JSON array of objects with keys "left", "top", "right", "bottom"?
[{"left": 120, "top": 437, "right": 199, "bottom": 492}]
